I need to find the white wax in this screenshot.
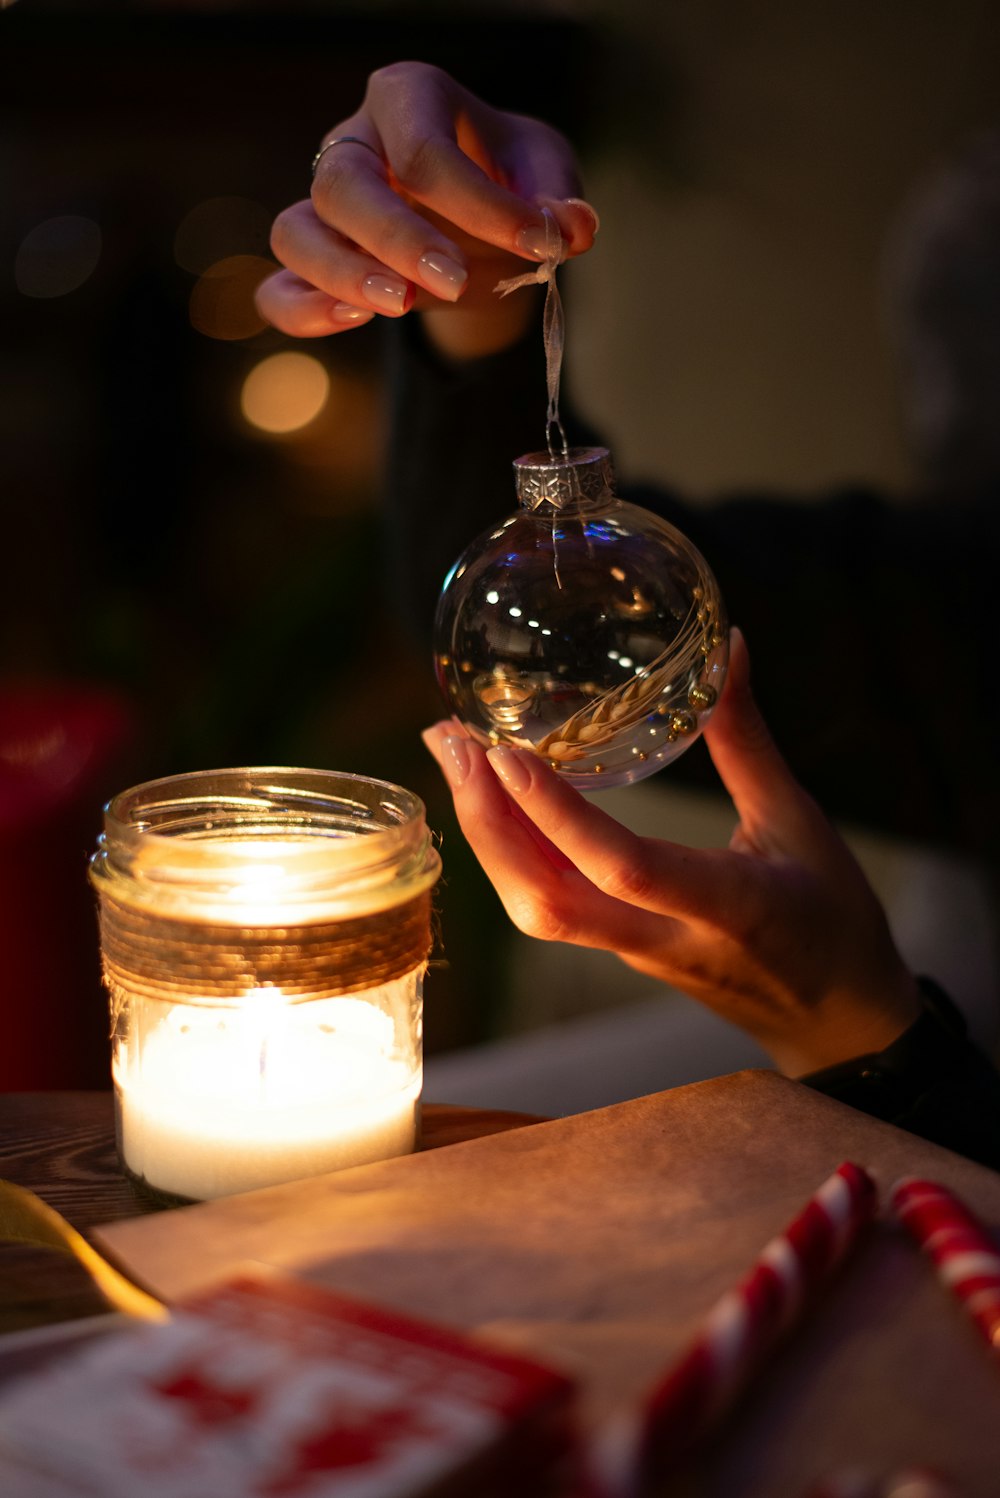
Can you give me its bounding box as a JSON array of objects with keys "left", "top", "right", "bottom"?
[{"left": 113, "top": 994, "right": 419, "bottom": 1201}]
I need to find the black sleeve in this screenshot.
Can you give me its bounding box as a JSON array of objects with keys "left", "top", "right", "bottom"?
[{"left": 802, "top": 978, "right": 1000, "bottom": 1172}]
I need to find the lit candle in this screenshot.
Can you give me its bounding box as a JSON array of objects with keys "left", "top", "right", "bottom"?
[
  {"left": 114, "top": 992, "right": 420, "bottom": 1202},
  {"left": 90, "top": 769, "right": 440, "bottom": 1202}
]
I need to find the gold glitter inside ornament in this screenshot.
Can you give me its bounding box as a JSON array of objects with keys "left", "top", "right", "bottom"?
[{"left": 433, "top": 446, "right": 729, "bottom": 790}]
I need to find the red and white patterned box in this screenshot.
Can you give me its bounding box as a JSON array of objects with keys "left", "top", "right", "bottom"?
[{"left": 0, "top": 1272, "right": 580, "bottom": 1497}]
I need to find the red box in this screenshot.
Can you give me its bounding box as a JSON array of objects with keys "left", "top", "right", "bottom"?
[{"left": 0, "top": 1271, "right": 580, "bottom": 1497}]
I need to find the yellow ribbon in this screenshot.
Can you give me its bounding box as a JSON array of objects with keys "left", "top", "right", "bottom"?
[{"left": 0, "top": 1178, "right": 168, "bottom": 1323}]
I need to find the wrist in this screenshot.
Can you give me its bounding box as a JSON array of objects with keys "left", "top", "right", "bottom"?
[
  {"left": 767, "top": 967, "right": 922, "bottom": 1077},
  {"left": 800, "top": 975, "right": 969, "bottom": 1118}
]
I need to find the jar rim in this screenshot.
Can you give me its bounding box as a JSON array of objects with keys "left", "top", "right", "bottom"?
[{"left": 90, "top": 766, "right": 441, "bottom": 923}]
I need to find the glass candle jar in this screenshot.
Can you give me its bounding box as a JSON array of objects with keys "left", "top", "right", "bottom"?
[{"left": 89, "top": 768, "right": 441, "bottom": 1204}]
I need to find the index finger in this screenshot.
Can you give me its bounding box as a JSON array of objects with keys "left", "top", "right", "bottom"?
[
  {"left": 366, "top": 62, "right": 584, "bottom": 242},
  {"left": 312, "top": 66, "right": 592, "bottom": 284},
  {"left": 421, "top": 725, "right": 677, "bottom": 955},
  {"left": 483, "top": 745, "right": 741, "bottom": 921}
]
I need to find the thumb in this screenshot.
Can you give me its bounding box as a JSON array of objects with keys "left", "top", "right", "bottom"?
[{"left": 704, "top": 628, "right": 814, "bottom": 840}]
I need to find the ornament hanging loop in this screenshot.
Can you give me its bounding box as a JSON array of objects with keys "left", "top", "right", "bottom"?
[{"left": 495, "top": 207, "right": 568, "bottom": 460}]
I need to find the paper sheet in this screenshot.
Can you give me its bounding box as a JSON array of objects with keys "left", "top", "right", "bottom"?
[{"left": 97, "top": 1071, "right": 1000, "bottom": 1496}]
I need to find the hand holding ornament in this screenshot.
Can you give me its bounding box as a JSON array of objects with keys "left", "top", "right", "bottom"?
[{"left": 423, "top": 629, "right": 922, "bottom": 1078}]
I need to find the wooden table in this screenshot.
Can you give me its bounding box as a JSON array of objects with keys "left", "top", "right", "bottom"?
[
  {"left": 4, "top": 1075, "right": 1000, "bottom": 1497},
  {"left": 0, "top": 1092, "right": 543, "bottom": 1337}
]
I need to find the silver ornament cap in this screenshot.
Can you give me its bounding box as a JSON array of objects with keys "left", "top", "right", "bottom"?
[{"left": 513, "top": 445, "right": 616, "bottom": 511}]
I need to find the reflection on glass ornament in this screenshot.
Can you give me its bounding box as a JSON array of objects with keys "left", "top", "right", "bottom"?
[{"left": 434, "top": 446, "right": 729, "bottom": 790}]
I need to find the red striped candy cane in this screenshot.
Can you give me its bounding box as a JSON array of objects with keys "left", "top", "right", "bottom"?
[
  {"left": 890, "top": 1177, "right": 1000, "bottom": 1352},
  {"left": 626, "top": 1161, "right": 878, "bottom": 1489}
]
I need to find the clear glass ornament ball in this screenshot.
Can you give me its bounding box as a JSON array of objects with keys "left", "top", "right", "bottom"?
[{"left": 433, "top": 446, "right": 729, "bottom": 790}]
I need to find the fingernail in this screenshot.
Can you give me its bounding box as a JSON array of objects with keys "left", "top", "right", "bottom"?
[
  {"left": 515, "top": 222, "right": 551, "bottom": 261},
  {"left": 422, "top": 726, "right": 471, "bottom": 788},
  {"left": 439, "top": 735, "right": 470, "bottom": 789},
  {"left": 362, "top": 273, "right": 411, "bottom": 315},
  {"left": 417, "top": 250, "right": 468, "bottom": 302},
  {"left": 487, "top": 744, "right": 531, "bottom": 796},
  {"left": 561, "top": 197, "right": 601, "bottom": 233},
  {"left": 330, "top": 302, "right": 375, "bottom": 325}
]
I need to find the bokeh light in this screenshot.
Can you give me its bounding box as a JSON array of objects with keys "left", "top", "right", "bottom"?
[
  {"left": 240, "top": 352, "right": 330, "bottom": 435},
  {"left": 15, "top": 215, "right": 102, "bottom": 299},
  {"left": 188, "top": 254, "right": 273, "bottom": 341},
  {"left": 174, "top": 196, "right": 272, "bottom": 275}
]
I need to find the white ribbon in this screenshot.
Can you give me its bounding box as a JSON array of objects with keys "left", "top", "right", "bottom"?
[{"left": 495, "top": 207, "right": 568, "bottom": 459}]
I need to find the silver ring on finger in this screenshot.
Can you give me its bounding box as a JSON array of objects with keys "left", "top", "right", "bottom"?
[{"left": 311, "top": 136, "right": 384, "bottom": 177}]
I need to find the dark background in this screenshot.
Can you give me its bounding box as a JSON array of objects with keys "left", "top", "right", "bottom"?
[
  {"left": 1, "top": 7, "right": 596, "bottom": 770},
  {"left": 0, "top": 5, "right": 600, "bottom": 1083}
]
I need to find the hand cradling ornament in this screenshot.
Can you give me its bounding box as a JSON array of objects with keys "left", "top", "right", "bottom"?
[{"left": 433, "top": 445, "right": 729, "bottom": 790}]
